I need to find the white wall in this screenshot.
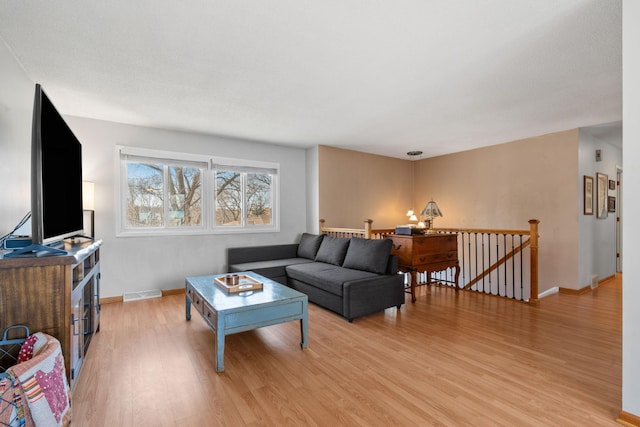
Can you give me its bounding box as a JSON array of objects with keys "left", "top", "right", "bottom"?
[
  {"left": 0, "top": 41, "right": 308, "bottom": 298},
  {"left": 64, "top": 116, "right": 308, "bottom": 297},
  {"left": 0, "top": 38, "right": 309, "bottom": 299},
  {"left": 0, "top": 40, "right": 37, "bottom": 234},
  {"left": 577, "top": 127, "right": 621, "bottom": 288},
  {"left": 622, "top": 0, "right": 640, "bottom": 418}
]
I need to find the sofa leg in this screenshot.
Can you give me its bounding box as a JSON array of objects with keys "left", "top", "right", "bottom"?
[
  {"left": 397, "top": 304, "right": 402, "bottom": 309},
  {"left": 348, "top": 318, "right": 353, "bottom": 323}
]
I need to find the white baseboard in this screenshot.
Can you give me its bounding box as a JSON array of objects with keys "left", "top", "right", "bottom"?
[{"left": 538, "top": 287, "right": 559, "bottom": 299}]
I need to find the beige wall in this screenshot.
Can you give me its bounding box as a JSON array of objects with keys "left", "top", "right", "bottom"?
[
  {"left": 318, "top": 145, "right": 412, "bottom": 229},
  {"left": 318, "top": 130, "right": 579, "bottom": 292},
  {"left": 415, "top": 129, "right": 580, "bottom": 292}
]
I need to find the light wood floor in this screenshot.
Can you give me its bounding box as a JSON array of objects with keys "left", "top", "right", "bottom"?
[{"left": 73, "top": 276, "right": 622, "bottom": 426}]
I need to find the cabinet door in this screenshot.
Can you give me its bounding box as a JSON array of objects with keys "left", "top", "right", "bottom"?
[
  {"left": 82, "top": 272, "right": 100, "bottom": 353},
  {"left": 70, "top": 286, "right": 84, "bottom": 383},
  {"left": 92, "top": 270, "right": 100, "bottom": 334}
]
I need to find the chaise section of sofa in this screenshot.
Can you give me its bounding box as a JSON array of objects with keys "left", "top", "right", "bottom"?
[
  {"left": 227, "top": 243, "right": 312, "bottom": 285},
  {"left": 227, "top": 233, "right": 405, "bottom": 321},
  {"left": 227, "top": 233, "right": 325, "bottom": 284}
]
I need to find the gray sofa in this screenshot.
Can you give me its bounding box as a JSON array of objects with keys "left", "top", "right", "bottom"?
[{"left": 227, "top": 233, "right": 405, "bottom": 322}]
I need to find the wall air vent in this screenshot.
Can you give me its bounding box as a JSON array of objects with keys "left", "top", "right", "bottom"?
[{"left": 123, "top": 289, "right": 162, "bottom": 302}]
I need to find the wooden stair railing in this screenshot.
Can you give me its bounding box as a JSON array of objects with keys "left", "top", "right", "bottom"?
[
  {"left": 462, "top": 239, "right": 530, "bottom": 290},
  {"left": 319, "top": 219, "right": 540, "bottom": 306},
  {"left": 433, "top": 219, "right": 540, "bottom": 305},
  {"left": 529, "top": 219, "right": 540, "bottom": 306},
  {"left": 319, "top": 219, "right": 394, "bottom": 240}
]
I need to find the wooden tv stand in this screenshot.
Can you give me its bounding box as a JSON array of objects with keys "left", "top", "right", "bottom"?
[{"left": 0, "top": 239, "right": 102, "bottom": 392}]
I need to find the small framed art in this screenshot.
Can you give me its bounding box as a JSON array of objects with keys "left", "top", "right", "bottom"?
[
  {"left": 609, "top": 179, "right": 616, "bottom": 190},
  {"left": 596, "top": 173, "right": 608, "bottom": 219},
  {"left": 583, "top": 175, "right": 593, "bottom": 215},
  {"left": 608, "top": 196, "right": 616, "bottom": 213}
]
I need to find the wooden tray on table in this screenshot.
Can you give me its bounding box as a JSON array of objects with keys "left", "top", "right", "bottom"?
[{"left": 214, "top": 274, "right": 264, "bottom": 293}]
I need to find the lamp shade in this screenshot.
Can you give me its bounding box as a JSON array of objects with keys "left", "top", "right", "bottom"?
[
  {"left": 83, "top": 181, "right": 95, "bottom": 210},
  {"left": 420, "top": 199, "right": 442, "bottom": 218}
]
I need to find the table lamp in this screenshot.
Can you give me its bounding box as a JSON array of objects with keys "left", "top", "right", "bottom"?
[{"left": 420, "top": 199, "right": 443, "bottom": 232}]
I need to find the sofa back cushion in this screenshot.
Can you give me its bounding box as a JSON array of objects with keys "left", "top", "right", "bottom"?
[
  {"left": 342, "top": 238, "right": 393, "bottom": 275},
  {"left": 315, "top": 236, "right": 350, "bottom": 266},
  {"left": 297, "top": 233, "right": 325, "bottom": 260}
]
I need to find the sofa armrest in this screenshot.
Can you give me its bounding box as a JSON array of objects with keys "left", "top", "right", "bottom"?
[
  {"left": 342, "top": 274, "right": 405, "bottom": 321},
  {"left": 227, "top": 243, "right": 299, "bottom": 265}
]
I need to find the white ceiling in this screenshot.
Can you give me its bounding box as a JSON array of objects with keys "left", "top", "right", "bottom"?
[{"left": 0, "top": 0, "right": 622, "bottom": 159}]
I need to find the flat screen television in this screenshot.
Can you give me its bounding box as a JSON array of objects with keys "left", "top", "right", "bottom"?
[{"left": 6, "top": 84, "right": 84, "bottom": 257}]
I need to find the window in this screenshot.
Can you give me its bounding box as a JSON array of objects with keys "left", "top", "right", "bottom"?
[
  {"left": 118, "top": 146, "right": 279, "bottom": 235},
  {"left": 212, "top": 162, "right": 276, "bottom": 229},
  {"left": 125, "top": 161, "right": 203, "bottom": 228}
]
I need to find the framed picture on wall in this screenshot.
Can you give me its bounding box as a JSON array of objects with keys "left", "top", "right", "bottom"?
[
  {"left": 609, "top": 179, "right": 616, "bottom": 191},
  {"left": 584, "top": 175, "right": 593, "bottom": 215},
  {"left": 608, "top": 196, "right": 616, "bottom": 213},
  {"left": 596, "top": 173, "right": 608, "bottom": 219}
]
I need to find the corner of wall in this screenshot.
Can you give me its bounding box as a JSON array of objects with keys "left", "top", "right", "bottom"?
[{"left": 306, "top": 146, "right": 319, "bottom": 233}]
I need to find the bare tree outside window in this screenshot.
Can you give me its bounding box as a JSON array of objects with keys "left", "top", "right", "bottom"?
[
  {"left": 215, "top": 171, "right": 274, "bottom": 226},
  {"left": 119, "top": 146, "right": 279, "bottom": 234},
  {"left": 127, "top": 163, "right": 163, "bottom": 226},
  {"left": 247, "top": 173, "right": 272, "bottom": 225},
  {"left": 215, "top": 171, "right": 241, "bottom": 225},
  {"left": 126, "top": 163, "right": 203, "bottom": 228},
  {"left": 168, "top": 166, "right": 202, "bottom": 226}
]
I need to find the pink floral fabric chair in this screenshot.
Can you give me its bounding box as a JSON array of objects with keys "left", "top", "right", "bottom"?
[{"left": 0, "top": 332, "right": 71, "bottom": 427}]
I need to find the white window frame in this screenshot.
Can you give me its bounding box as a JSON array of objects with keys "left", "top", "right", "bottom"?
[
  {"left": 116, "top": 146, "right": 280, "bottom": 237},
  {"left": 211, "top": 156, "right": 279, "bottom": 232}
]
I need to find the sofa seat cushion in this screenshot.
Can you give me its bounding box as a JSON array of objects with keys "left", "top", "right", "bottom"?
[
  {"left": 229, "top": 258, "right": 313, "bottom": 278},
  {"left": 286, "top": 262, "right": 379, "bottom": 297}
]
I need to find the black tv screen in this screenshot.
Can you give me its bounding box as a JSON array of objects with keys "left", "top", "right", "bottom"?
[{"left": 31, "top": 84, "right": 84, "bottom": 246}]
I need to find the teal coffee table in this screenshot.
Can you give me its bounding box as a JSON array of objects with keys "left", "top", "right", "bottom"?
[{"left": 185, "top": 271, "right": 309, "bottom": 372}]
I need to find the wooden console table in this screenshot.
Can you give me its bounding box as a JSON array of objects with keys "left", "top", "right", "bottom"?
[{"left": 387, "top": 233, "right": 460, "bottom": 302}]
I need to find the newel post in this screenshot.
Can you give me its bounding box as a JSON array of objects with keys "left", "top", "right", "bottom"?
[
  {"left": 364, "top": 219, "right": 373, "bottom": 239},
  {"left": 319, "top": 219, "right": 325, "bottom": 233},
  {"left": 528, "top": 219, "right": 540, "bottom": 306}
]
